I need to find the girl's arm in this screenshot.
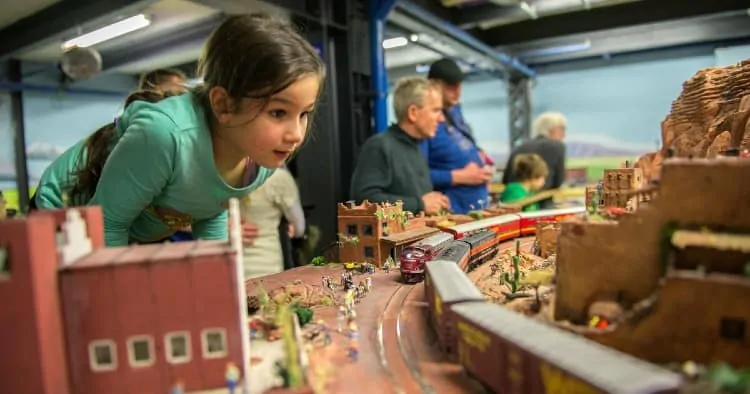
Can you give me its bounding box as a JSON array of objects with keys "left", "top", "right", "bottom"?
[
  {"left": 89, "top": 110, "right": 177, "bottom": 246},
  {"left": 268, "top": 170, "right": 305, "bottom": 237},
  {"left": 192, "top": 210, "right": 228, "bottom": 240}
]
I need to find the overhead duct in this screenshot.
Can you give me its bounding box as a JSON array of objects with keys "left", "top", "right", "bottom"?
[{"left": 459, "top": 0, "right": 645, "bottom": 29}]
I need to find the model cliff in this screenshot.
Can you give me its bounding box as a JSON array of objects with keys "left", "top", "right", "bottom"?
[
  {"left": 555, "top": 158, "right": 750, "bottom": 368},
  {"left": 636, "top": 59, "right": 750, "bottom": 182},
  {"left": 0, "top": 201, "right": 251, "bottom": 394}
]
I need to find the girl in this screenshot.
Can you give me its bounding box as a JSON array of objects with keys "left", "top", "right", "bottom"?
[
  {"left": 33, "top": 14, "right": 326, "bottom": 246},
  {"left": 500, "top": 153, "right": 549, "bottom": 212}
]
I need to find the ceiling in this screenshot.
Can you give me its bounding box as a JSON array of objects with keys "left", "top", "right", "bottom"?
[{"left": 0, "top": 0, "right": 748, "bottom": 80}]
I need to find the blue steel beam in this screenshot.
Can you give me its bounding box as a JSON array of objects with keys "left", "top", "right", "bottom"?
[
  {"left": 370, "top": 0, "right": 398, "bottom": 134},
  {"left": 395, "top": 0, "right": 536, "bottom": 78}
]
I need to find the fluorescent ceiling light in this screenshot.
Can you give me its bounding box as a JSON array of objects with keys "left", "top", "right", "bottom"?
[
  {"left": 62, "top": 14, "right": 151, "bottom": 51},
  {"left": 383, "top": 37, "right": 409, "bottom": 49}
]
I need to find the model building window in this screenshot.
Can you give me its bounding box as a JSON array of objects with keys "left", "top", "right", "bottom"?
[
  {"left": 88, "top": 339, "right": 117, "bottom": 372},
  {"left": 0, "top": 245, "right": 9, "bottom": 277},
  {"left": 363, "top": 224, "right": 374, "bottom": 236},
  {"left": 364, "top": 246, "right": 374, "bottom": 258},
  {"left": 127, "top": 336, "right": 155, "bottom": 368},
  {"left": 347, "top": 224, "right": 357, "bottom": 235},
  {"left": 720, "top": 317, "right": 745, "bottom": 341},
  {"left": 165, "top": 332, "right": 191, "bottom": 364},
  {"left": 202, "top": 328, "right": 228, "bottom": 359}
]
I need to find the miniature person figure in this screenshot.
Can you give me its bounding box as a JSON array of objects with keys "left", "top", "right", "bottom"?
[
  {"left": 384, "top": 260, "right": 391, "bottom": 275},
  {"left": 345, "top": 289, "right": 355, "bottom": 310},
  {"left": 349, "top": 337, "right": 359, "bottom": 361},
  {"left": 225, "top": 362, "right": 241, "bottom": 393},
  {"left": 365, "top": 277, "right": 372, "bottom": 292},
  {"left": 337, "top": 306, "right": 346, "bottom": 332},
  {"left": 323, "top": 327, "right": 332, "bottom": 346},
  {"left": 171, "top": 379, "right": 185, "bottom": 394}
]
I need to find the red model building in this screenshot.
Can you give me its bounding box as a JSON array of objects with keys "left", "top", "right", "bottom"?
[{"left": 0, "top": 200, "right": 250, "bottom": 394}]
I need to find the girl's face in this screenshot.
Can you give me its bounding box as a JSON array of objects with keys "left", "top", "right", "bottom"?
[
  {"left": 213, "top": 74, "right": 320, "bottom": 168},
  {"left": 531, "top": 176, "right": 546, "bottom": 191}
]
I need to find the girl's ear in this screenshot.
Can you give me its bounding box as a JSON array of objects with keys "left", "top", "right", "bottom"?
[{"left": 209, "top": 86, "right": 232, "bottom": 123}]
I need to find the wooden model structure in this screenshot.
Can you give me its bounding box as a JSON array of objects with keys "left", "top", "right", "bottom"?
[
  {"left": 0, "top": 200, "right": 251, "bottom": 394},
  {"left": 556, "top": 158, "right": 750, "bottom": 368}
]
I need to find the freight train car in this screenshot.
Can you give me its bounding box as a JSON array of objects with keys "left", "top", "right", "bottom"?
[
  {"left": 451, "top": 302, "right": 684, "bottom": 394},
  {"left": 399, "top": 232, "right": 454, "bottom": 283},
  {"left": 424, "top": 261, "right": 485, "bottom": 357}
]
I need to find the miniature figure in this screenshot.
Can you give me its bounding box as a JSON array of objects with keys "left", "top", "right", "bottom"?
[
  {"left": 337, "top": 306, "right": 346, "bottom": 332},
  {"left": 344, "top": 275, "right": 354, "bottom": 290},
  {"left": 225, "top": 362, "right": 241, "bottom": 393},
  {"left": 349, "top": 338, "right": 359, "bottom": 361},
  {"left": 365, "top": 276, "right": 372, "bottom": 292},
  {"left": 345, "top": 289, "right": 355, "bottom": 310},
  {"left": 321, "top": 276, "right": 328, "bottom": 288},
  {"left": 384, "top": 259, "right": 391, "bottom": 275},
  {"left": 170, "top": 379, "right": 185, "bottom": 394}
]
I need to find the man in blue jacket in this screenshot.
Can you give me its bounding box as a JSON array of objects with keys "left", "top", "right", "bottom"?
[{"left": 422, "top": 58, "right": 493, "bottom": 214}]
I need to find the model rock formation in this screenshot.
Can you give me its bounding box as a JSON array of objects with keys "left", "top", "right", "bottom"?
[{"left": 636, "top": 59, "right": 750, "bottom": 181}]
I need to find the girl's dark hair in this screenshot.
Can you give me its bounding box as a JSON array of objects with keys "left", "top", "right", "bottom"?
[
  {"left": 67, "top": 90, "right": 171, "bottom": 206},
  {"left": 513, "top": 153, "right": 549, "bottom": 182},
  {"left": 194, "top": 14, "right": 326, "bottom": 119},
  {"left": 139, "top": 68, "right": 187, "bottom": 91}
]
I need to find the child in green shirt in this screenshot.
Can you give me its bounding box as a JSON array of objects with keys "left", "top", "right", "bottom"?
[
  {"left": 32, "top": 14, "right": 326, "bottom": 246},
  {"left": 500, "top": 153, "right": 549, "bottom": 212}
]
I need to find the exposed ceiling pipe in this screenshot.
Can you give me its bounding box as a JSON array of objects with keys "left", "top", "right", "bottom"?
[{"left": 475, "top": 0, "right": 645, "bottom": 30}]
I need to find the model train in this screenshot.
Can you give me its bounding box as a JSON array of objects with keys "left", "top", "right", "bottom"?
[
  {"left": 423, "top": 250, "right": 685, "bottom": 393},
  {"left": 399, "top": 207, "right": 584, "bottom": 284}
]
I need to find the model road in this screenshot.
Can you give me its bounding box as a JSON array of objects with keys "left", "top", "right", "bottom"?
[{"left": 377, "top": 285, "right": 436, "bottom": 394}]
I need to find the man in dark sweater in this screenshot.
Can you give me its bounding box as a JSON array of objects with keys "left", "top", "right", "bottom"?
[
  {"left": 502, "top": 112, "right": 567, "bottom": 209},
  {"left": 350, "top": 77, "right": 450, "bottom": 214}
]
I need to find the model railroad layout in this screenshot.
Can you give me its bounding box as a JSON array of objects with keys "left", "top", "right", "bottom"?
[{"left": 412, "top": 207, "right": 685, "bottom": 393}]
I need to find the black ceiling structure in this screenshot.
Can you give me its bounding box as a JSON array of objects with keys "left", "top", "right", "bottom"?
[{"left": 470, "top": 0, "right": 750, "bottom": 47}]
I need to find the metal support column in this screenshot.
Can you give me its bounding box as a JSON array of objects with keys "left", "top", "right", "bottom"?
[
  {"left": 8, "top": 59, "right": 31, "bottom": 213},
  {"left": 369, "top": 0, "right": 397, "bottom": 133},
  {"left": 508, "top": 74, "right": 532, "bottom": 149}
]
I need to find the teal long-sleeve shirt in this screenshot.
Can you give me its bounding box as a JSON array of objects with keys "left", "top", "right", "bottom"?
[{"left": 34, "top": 93, "right": 274, "bottom": 246}]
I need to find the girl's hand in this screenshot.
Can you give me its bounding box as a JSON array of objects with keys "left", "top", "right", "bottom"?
[{"left": 242, "top": 220, "right": 260, "bottom": 245}]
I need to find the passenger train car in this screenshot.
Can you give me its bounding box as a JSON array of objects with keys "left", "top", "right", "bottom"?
[{"left": 399, "top": 207, "right": 585, "bottom": 283}]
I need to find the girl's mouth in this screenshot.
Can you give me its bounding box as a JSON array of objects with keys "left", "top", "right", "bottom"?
[{"left": 274, "top": 150, "right": 291, "bottom": 160}]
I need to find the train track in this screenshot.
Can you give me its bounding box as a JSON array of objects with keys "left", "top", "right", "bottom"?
[{"left": 376, "top": 285, "right": 435, "bottom": 394}]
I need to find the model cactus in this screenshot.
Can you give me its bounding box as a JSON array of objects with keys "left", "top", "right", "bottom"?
[
  {"left": 504, "top": 254, "right": 521, "bottom": 294},
  {"left": 278, "top": 303, "right": 304, "bottom": 388}
]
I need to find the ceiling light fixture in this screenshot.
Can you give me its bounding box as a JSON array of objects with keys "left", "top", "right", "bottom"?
[
  {"left": 383, "top": 37, "right": 409, "bottom": 49},
  {"left": 62, "top": 14, "right": 151, "bottom": 51}
]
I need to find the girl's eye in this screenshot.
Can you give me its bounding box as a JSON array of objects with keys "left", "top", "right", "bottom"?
[
  {"left": 269, "top": 109, "right": 286, "bottom": 118},
  {"left": 300, "top": 111, "right": 311, "bottom": 119}
]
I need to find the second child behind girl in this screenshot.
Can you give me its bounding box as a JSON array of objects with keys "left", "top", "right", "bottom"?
[
  {"left": 33, "top": 14, "right": 326, "bottom": 246},
  {"left": 500, "top": 153, "right": 549, "bottom": 212}
]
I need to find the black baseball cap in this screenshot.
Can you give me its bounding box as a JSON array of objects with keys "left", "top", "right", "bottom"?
[{"left": 427, "top": 58, "right": 464, "bottom": 85}]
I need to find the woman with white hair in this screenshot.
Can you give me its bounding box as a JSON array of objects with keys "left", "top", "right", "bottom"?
[{"left": 502, "top": 111, "right": 567, "bottom": 209}]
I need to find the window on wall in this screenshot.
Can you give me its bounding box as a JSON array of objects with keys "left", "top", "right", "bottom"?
[
  {"left": 165, "top": 332, "right": 191, "bottom": 364},
  {"left": 347, "top": 224, "right": 357, "bottom": 235},
  {"left": 88, "top": 339, "right": 117, "bottom": 372},
  {"left": 363, "top": 224, "right": 374, "bottom": 236},
  {"left": 364, "top": 246, "right": 374, "bottom": 258},
  {"left": 127, "top": 336, "right": 155, "bottom": 368},
  {"left": 202, "top": 328, "right": 228, "bottom": 359},
  {"left": 0, "top": 244, "right": 9, "bottom": 278}
]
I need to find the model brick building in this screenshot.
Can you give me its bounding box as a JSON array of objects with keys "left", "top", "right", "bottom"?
[
  {"left": 337, "top": 200, "right": 437, "bottom": 267},
  {"left": 601, "top": 167, "right": 645, "bottom": 209},
  {"left": 0, "top": 201, "right": 250, "bottom": 394},
  {"left": 555, "top": 158, "right": 750, "bottom": 368}
]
